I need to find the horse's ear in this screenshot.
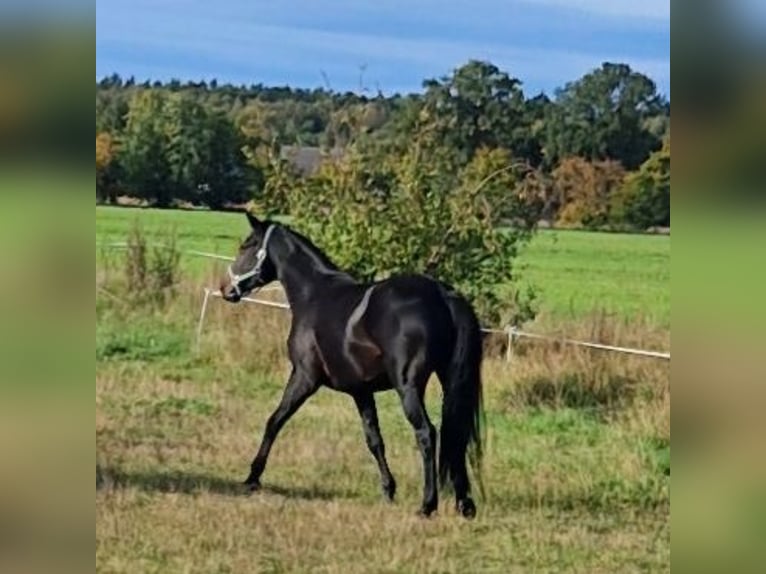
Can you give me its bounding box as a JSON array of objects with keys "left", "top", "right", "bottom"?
[{"left": 245, "top": 211, "right": 262, "bottom": 229}]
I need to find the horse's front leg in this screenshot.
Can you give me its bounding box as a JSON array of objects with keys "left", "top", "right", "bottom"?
[{"left": 244, "top": 365, "right": 318, "bottom": 490}]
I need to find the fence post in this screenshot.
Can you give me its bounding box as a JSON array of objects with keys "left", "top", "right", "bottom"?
[
  {"left": 195, "top": 288, "right": 212, "bottom": 354},
  {"left": 505, "top": 326, "right": 515, "bottom": 363}
]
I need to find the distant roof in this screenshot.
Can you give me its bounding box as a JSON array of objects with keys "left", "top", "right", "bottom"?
[{"left": 280, "top": 145, "right": 344, "bottom": 176}]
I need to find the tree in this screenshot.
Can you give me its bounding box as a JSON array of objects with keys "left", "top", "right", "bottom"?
[
  {"left": 544, "top": 63, "right": 666, "bottom": 170},
  {"left": 121, "top": 91, "right": 173, "bottom": 206},
  {"left": 552, "top": 157, "right": 626, "bottom": 228},
  {"left": 96, "top": 90, "right": 130, "bottom": 134},
  {"left": 237, "top": 101, "right": 284, "bottom": 147},
  {"left": 524, "top": 92, "right": 551, "bottom": 157},
  {"left": 96, "top": 132, "right": 119, "bottom": 203},
  {"left": 612, "top": 136, "right": 670, "bottom": 229},
  {"left": 199, "top": 110, "right": 252, "bottom": 209},
  {"left": 163, "top": 93, "right": 210, "bottom": 202},
  {"left": 121, "top": 90, "right": 253, "bottom": 208},
  {"left": 97, "top": 61, "right": 670, "bottom": 214},
  {"left": 419, "top": 60, "right": 540, "bottom": 166}
]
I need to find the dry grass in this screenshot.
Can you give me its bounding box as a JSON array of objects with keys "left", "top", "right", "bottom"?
[{"left": 96, "top": 273, "right": 669, "bottom": 573}]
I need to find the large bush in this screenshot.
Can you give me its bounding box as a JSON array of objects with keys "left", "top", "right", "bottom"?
[{"left": 275, "top": 127, "right": 541, "bottom": 326}]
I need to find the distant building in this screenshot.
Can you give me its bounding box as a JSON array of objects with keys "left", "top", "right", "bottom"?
[{"left": 280, "top": 145, "right": 344, "bottom": 176}]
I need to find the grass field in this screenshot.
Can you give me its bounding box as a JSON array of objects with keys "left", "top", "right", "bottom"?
[
  {"left": 96, "top": 205, "right": 670, "bottom": 572},
  {"left": 96, "top": 205, "right": 671, "bottom": 328}
]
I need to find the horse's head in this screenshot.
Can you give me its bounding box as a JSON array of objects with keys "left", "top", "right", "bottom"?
[{"left": 220, "top": 212, "right": 278, "bottom": 302}]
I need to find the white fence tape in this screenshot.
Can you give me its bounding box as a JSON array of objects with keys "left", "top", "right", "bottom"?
[
  {"left": 97, "top": 243, "right": 669, "bottom": 360},
  {"left": 195, "top": 287, "right": 670, "bottom": 361},
  {"left": 98, "top": 242, "right": 236, "bottom": 262},
  {"left": 504, "top": 327, "right": 670, "bottom": 360}
]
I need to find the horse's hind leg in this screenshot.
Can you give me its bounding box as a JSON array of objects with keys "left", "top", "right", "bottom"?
[
  {"left": 449, "top": 445, "right": 475, "bottom": 518},
  {"left": 352, "top": 392, "right": 397, "bottom": 502},
  {"left": 436, "top": 368, "right": 476, "bottom": 518},
  {"left": 390, "top": 359, "right": 438, "bottom": 516}
]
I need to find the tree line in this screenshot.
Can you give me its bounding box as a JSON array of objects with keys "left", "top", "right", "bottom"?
[{"left": 96, "top": 60, "right": 670, "bottom": 230}]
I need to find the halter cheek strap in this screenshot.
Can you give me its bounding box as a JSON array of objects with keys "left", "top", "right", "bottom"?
[{"left": 227, "top": 225, "right": 275, "bottom": 296}]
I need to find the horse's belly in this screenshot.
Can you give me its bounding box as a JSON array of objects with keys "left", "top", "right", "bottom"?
[
  {"left": 318, "top": 338, "right": 385, "bottom": 389},
  {"left": 313, "top": 289, "right": 385, "bottom": 389}
]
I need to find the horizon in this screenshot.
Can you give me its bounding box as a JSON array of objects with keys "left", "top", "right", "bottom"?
[{"left": 96, "top": 0, "right": 670, "bottom": 98}]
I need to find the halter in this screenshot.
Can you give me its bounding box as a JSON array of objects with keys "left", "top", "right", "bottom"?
[{"left": 227, "top": 225, "right": 276, "bottom": 296}]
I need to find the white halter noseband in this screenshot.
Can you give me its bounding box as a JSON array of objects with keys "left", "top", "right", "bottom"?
[{"left": 227, "top": 225, "right": 276, "bottom": 296}]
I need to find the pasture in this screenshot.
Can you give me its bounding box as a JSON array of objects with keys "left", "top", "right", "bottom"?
[
  {"left": 96, "top": 205, "right": 671, "bottom": 327},
  {"left": 96, "top": 206, "right": 670, "bottom": 573}
]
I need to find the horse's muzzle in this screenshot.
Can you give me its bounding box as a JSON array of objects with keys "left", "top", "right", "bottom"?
[{"left": 220, "top": 282, "right": 242, "bottom": 303}]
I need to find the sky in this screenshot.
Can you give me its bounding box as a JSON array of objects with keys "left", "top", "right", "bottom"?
[{"left": 96, "top": 0, "right": 670, "bottom": 97}]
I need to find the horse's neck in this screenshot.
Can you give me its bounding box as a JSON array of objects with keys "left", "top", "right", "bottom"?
[
  {"left": 276, "top": 264, "right": 314, "bottom": 308},
  {"left": 275, "top": 250, "right": 347, "bottom": 309}
]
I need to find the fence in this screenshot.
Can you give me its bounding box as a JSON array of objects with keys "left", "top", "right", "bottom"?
[
  {"left": 99, "top": 241, "right": 670, "bottom": 361},
  {"left": 99, "top": 242, "right": 237, "bottom": 262},
  {"left": 195, "top": 287, "right": 671, "bottom": 361}
]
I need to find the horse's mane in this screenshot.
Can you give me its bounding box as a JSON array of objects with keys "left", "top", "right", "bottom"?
[{"left": 277, "top": 223, "right": 346, "bottom": 276}]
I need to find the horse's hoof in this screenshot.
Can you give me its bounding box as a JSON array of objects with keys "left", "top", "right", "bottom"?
[
  {"left": 382, "top": 481, "right": 397, "bottom": 503},
  {"left": 457, "top": 498, "right": 476, "bottom": 519},
  {"left": 243, "top": 477, "right": 261, "bottom": 493},
  {"left": 416, "top": 506, "right": 437, "bottom": 518}
]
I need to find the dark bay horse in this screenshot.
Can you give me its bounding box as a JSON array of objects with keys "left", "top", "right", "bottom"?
[{"left": 220, "top": 212, "right": 484, "bottom": 518}]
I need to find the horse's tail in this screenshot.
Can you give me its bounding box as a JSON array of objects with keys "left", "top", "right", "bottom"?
[{"left": 438, "top": 291, "right": 485, "bottom": 497}]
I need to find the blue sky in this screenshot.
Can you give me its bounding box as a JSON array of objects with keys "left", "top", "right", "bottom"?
[{"left": 96, "top": 0, "right": 669, "bottom": 97}]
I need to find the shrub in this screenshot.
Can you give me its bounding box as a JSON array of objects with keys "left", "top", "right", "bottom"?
[
  {"left": 279, "top": 129, "right": 541, "bottom": 326},
  {"left": 123, "top": 221, "right": 181, "bottom": 307}
]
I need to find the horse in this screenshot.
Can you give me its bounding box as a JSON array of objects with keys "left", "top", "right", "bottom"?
[{"left": 220, "top": 212, "right": 484, "bottom": 518}]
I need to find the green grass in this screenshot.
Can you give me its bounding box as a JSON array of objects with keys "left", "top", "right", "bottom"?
[
  {"left": 96, "top": 308, "right": 669, "bottom": 573},
  {"left": 96, "top": 205, "right": 670, "bottom": 326},
  {"left": 96, "top": 205, "right": 249, "bottom": 253},
  {"left": 96, "top": 205, "right": 669, "bottom": 571},
  {"left": 517, "top": 228, "right": 670, "bottom": 327}
]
